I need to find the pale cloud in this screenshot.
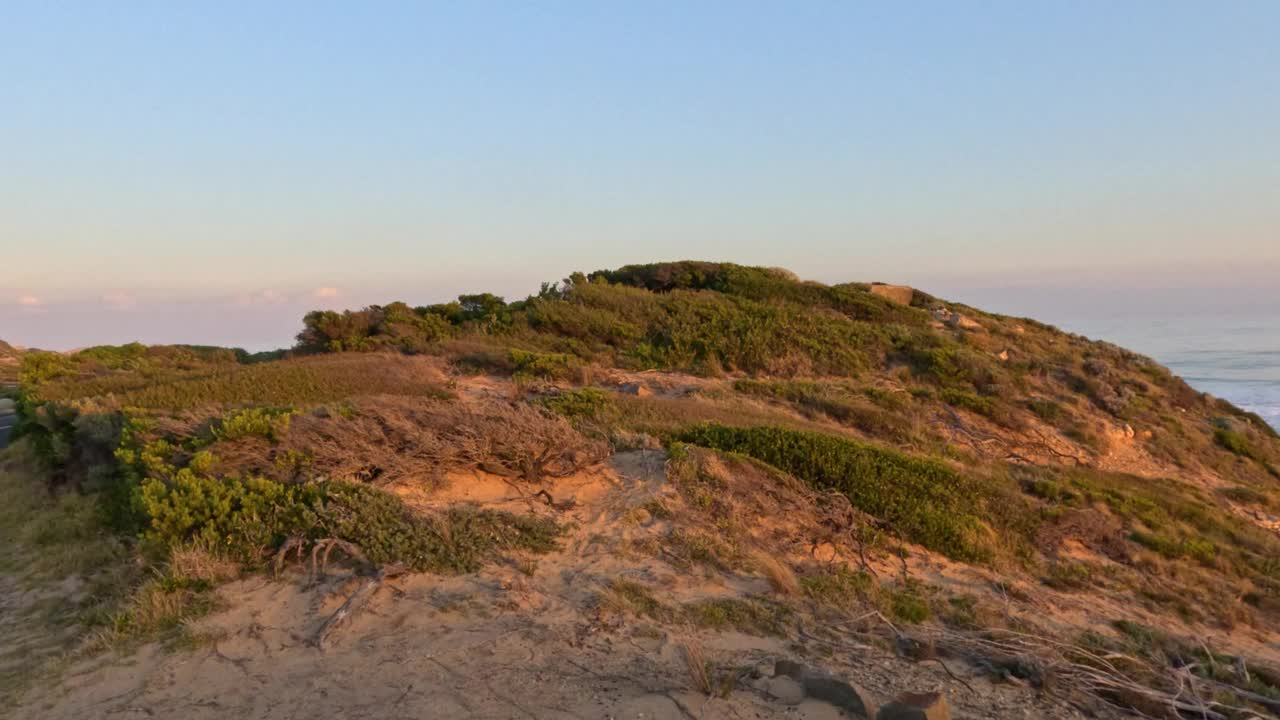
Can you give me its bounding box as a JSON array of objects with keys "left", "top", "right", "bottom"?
[
  {"left": 234, "top": 289, "right": 289, "bottom": 306},
  {"left": 312, "top": 287, "right": 340, "bottom": 299},
  {"left": 102, "top": 291, "right": 138, "bottom": 310}
]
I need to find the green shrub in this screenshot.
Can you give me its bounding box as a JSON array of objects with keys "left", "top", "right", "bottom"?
[
  {"left": 296, "top": 301, "right": 456, "bottom": 353},
  {"left": 940, "top": 388, "right": 1018, "bottom": 427},
  {"left": 683, "top": 597, "right": 790, "bottom": 636},
  {"left": 542, "top": 388, "right": 615, "bottom": 419},
  {"left": 508, "top": 349, "right": 577, "bottom": 379},
  {"left": 887, "top": 584, "right": 931, "bottom": 623},
  {"left": 139, "top": 472, "right": 561, "bottom": 572},
  {"left": 677, "top": 424, "right": 1008, "bottom": 562},
  {"left": 1043, "top": 561, "right": 1094, "bottom": 590},
  {"left": 1215, "top": 428, "right": 1262, "bottom": 461},
  {"left": 1027, "top": 399, "right": 1062, "bottom": 422},
  {"left": 140, "top": 471, "right": 304, "bottom": 554},
  {"left": 801, "top": 567, "right": 878, "bottom": 607},
  {"left": 212, "top": 408, "right": 298, "bottom": 442}
]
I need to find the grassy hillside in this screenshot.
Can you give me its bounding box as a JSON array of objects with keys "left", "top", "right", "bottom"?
[
  {"left": 7, "top": 262, "right": 1280, "bottom": 717},
  {"left": 0, "top": 340, "right": 20, "bottom": 386}
]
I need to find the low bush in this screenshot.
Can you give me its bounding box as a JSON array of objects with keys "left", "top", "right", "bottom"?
[
  {"left": 940, "top": 388, "right": 1019, "bottom": 427},
  {"left": 677, "top": 423, "right": 1017, "bottom": 562},
  {"left": 1215, "top": 427, "right": 1263, "bottom": 462},
  {"left": 212, "top": 408, "right": 298, "bottom": 442},
  {"left": 140, "top": 472, "right": 561, "bottom": 572},
  {"left": 683, "top": 597, "right": 790, "bottom": 636},
  {"left": 1027, "top": 398, "right": 1063, "bottom": 422},
  {"left": 541, "top": 388, "right": 616, "bottom": 419},
  {"left": 508, "top": 348, "right": 577, "bottom": 380}
]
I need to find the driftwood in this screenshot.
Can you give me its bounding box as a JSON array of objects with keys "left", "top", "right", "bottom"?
[{"left": 314, "top": 562, "right": 408, "bottom": 651}]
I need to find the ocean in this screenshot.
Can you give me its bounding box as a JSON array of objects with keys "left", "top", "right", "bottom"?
[
  {"left": 937, "top": 287, "right": 1280, "bottom": 431},
  {"left": 1071, "top": 311, "right": 1280, "bottom": 431}
]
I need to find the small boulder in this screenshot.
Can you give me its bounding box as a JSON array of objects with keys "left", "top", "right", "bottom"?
[
  {"left": 616, "top": 382, "right": 653, "bottom": 397},
  {"left": 876, "top": 691, "right": 950, "bottom": 720},
  {"left": 763, "top": 676, "right": 806, "bottom": 705}
]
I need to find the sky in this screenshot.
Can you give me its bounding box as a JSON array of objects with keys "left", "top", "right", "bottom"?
[{"left": 2, "top": 1, "right": 1278, "bottom": 350}]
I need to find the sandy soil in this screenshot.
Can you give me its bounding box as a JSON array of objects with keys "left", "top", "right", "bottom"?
[{"left": 11, "top": 451, "right": 1104, "bottom": 720}]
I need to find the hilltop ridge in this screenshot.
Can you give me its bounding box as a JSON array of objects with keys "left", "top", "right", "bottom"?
[{"left": 4, "top": 262, "right": 1280, "bottom": 719}]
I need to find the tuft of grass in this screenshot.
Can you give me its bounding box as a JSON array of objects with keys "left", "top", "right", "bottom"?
[
  {"left": 662, "top": 529, "right": 739, "bottom": 571},
  {"left": 752, "top": 551, "right": 800, "bottom": 596},
  {"left": 91, "top": 544, "right": 237, "bottom": 651},
  {"left": 886, "top": 584, "right": 931, "bottom": 624},
  {"left": 604, "top": 580, "right": 672, "bottom": 621},
  {"left": 940, "top": 388, "right": 1020, "bottom": 428},
  {"left": 679, "top": 640, "right": 714, "bottom": 696},
  {"left": 682, "top": 597, "right": 790, "bottom": 636},
  {"left": 1043, "top": 560, "right": 1095, "bottom": 591},
  {"left": 801, "top": 567, "right": 879, "bottom": 608}
]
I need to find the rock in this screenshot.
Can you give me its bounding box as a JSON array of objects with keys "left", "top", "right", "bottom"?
[
  {"left": 930, "top": 307, "right": 983, "bottom": 332},
  {"left": 616, "top": 382, "right": 653, "bottom": 397},
  {"left": 876, "top": 691, "right": 950, "bottom": 720},
  {"left": 763, "top": 676, "right": 806, "bottom": 705},
  {"left": 775, "top": 660, "right": 877, "bottom": 718},
  {"left": 997, "top": 350, "right": 1009, "bottom": 361},
  {"left": 870, "top": 284, "right": 914, "bottom": 305}
]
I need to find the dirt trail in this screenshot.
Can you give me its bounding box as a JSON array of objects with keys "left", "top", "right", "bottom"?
[{"left": 12, "top": 451, "right": 1100, "bottom": 720}]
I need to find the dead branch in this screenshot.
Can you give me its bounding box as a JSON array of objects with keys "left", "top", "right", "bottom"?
[
  {"left": 310, "top": 538, "right": 367, "bottom": 582},
  {"left": 273, "top": 536, "right": 306, "bottom": 577},
  {"left": 313, "top": 562, "right": 407, "bottom": 651}
]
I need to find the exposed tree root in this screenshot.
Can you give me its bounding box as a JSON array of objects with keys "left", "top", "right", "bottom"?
[{"left": 313, "top": 562, "right": 407, "bottom": 651}]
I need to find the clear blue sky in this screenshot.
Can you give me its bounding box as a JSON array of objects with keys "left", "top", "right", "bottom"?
[{"left": 2, "top": 1, "right": 1277, "bottom": 349}]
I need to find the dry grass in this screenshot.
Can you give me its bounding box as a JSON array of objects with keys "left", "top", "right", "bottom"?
[
  {"left": 168, "top": 543, "right": 241, "bottom": 586},
  {"left": 233, "top": 397, "right": 612, "bottom": 485},
  {"left": 89, "top": 544, "right": 238, "bottom": 652},
  {"left": 0, "top": 443, "right": 137, "bottom": 704},
  {"left": 753, "top": 550, "right": 800, "bottom": 596},
  {"left": 679, "top": 640, "right": 714, "bottom": 695}
]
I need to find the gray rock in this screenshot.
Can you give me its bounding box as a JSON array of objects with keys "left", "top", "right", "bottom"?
[
  {"left": 616, "top": 382, "right": 653, "bottom": 397},
  {"left": 774, "top": 660, "right": 877, "bottom": 718},
  {"left": 763, "top": 676, "right": 805, "bottom": 705}
]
